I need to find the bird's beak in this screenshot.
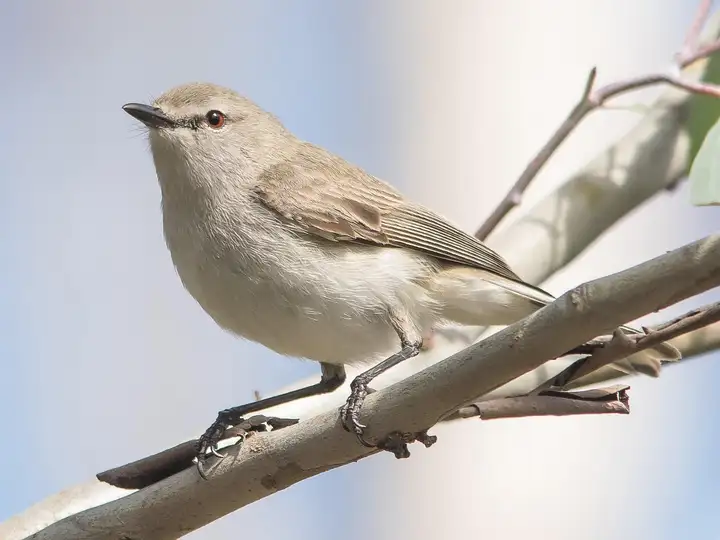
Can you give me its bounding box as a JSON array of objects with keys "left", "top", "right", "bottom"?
[{"left": 122, "top": 103, "right": 175, "bottom": 129}]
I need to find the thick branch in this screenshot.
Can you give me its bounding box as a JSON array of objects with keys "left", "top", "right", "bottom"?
[
  {"left": 8, "top": 322, "right": 718, "bottom": 540},
  {"left": 16, "top": 234, "right": 720, "bottom": 540},
  {"left": 97, "top": 300, "right": 720, "bottom": 491}
]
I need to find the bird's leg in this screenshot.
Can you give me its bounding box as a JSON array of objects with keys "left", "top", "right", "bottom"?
[
  {"left": 196, "top": 363, "right": 346, "bottom": 475},
  {"left": 340, "top": 315, "right": 422, "bottom": 444}
]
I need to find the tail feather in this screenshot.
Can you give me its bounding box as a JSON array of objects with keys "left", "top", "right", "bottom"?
[{"left": 429, "top": 267, "right": 681, "bottom": 381}]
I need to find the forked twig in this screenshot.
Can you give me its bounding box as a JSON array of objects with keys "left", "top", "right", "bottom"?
[{"left": 475, "top": 0, "right": 720, "bottom": 240}]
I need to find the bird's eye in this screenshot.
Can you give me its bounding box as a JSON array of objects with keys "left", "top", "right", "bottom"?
[{"left": 205, "top": 110, "right": 226, "bottom": 128}]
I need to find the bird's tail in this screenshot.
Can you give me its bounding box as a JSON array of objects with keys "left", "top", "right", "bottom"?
[{"left": 428, "top": 267, "right": 680, "bottom": 383}]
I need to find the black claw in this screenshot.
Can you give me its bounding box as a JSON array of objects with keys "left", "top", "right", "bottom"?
[
  {"left": 194, "top": 427, "right": 233, "bottom": 481},
  {"left": 196, "top": 459, "right": 209, "bottom": 481},
  {"left": 338, "top": 366, "right": 437, "bottom": 459},
  {"left": 339, "top": 379, "right": 371, "bottom": 437},
  {"left": 194, "top": 411, "right": 239, "bottom": 477},
  {"left": 194, "top": 414, "right": 299, "bottom": 480},
  {"left": 339, "top": 403, "right": 366, "bottom": 436},
  {"left": 356, "top": 433, "right": 376, "bottom": 448}
]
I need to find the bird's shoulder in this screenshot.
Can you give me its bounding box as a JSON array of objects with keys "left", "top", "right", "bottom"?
[
  {"left": 253, "top": 143, "right": 403, "bottom": 242},
  {"left": 253, "top": 143, "right": 521, "bottom": 281}
]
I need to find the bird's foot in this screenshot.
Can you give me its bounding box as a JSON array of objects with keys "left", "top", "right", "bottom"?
[
  {"left": 195, "top": 413, "right": 300, "bottom": 480},
  {"left": 195, "top": 410, "right": 238, "bottom": 479},
  {"left": 339, "top": 379, "right": 376, "bottom": 447},
  {"left": 339, "top": 378, "right": 437, "bottom": 457}
]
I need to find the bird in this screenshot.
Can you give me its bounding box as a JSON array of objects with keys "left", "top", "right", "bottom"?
[{"left": 122, "top": 82, "right": 680, "bottom": 468}]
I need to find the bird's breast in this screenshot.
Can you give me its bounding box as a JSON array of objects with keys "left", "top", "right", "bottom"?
[{"left": 160, "top": 201, "right": 438, "bottom": 364}]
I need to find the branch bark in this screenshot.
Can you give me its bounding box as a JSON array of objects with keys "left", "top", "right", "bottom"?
[
  {"left": 14, "top": 234, "right": 720, "bottom": 540},
  {"left": 6, "top": 322, "right": 718, "bottom": 540},
  {"left": 82, "top": 299, "right": 720, "bottom": 490},
  {"left": 455, "top": 385, "right": 631, "bottom": 420}
]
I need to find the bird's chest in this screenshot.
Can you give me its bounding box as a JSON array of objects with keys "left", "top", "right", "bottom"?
[
  {"left": 161, "top": 211, "right": 400, "bottom": 363},
  {"left": 163, "top": 213, "right": 290, "bottom": 323}
]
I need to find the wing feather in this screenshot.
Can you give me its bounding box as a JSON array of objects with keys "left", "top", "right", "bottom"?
[{"left": 254, "top": 143, "right": 521, "bottom": 282}]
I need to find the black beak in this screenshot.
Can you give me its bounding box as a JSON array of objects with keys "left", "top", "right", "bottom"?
[{"left": 122, "top": 103, "right": 175, "bottom": 128}]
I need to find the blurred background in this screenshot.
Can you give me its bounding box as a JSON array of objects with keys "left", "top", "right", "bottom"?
[{"left": 1, "top": 0, "right": 719, "bottom": 538}]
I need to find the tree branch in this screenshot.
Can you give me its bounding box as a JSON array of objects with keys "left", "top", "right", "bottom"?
[
  {"left": 452, "top": 302, "right": 720, "bottom": 418},
  {"left": 670, "top": 320, "right": 720, "bottom": 358},
  {"left": 475, "top": 1, "right": 720, "bottom": 241},
  {"left": 96, "top": 300, "right": 720, "bottom": 491},
  {"left": 677, "top": 0, "right": 713, "bottom": 65},
  {"left": 455, "top": 385, "right": 631, "bottom": 420},
  {"left": 455, "top": 12, "right": 720, "bottom": 391},
  {"left": 576, "top": 301, "right": 720, "bottom": 379},
  {"left": 8, "top": 323, "right": 718, "bottom": 540},
  {"left": 534, "top": 301, "right": 720, "bottom": 391},
  {"left": 12, "top": 234, "right": 720, "bottom": 540}
]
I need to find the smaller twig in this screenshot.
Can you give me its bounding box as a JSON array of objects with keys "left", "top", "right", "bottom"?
[
  {"left": 536, "top": 301, "right": 720, "bottom": 392},
  {"left": 96, "top": 440, "right": 198, "bottom": 490},
  {"left": 455, "top": 385, "right": 630, "bottom": 420},
  {"left": 592, "top": 73, "right": 720, "bottom": 103},
  {"left": 650, "top": 303, "right": 720, "bottom": 335},
  {"left": 97, "top": 415, "right": 299, "bottom": 489},
  {"left": 677, "top": 0, "right": 713, "bottom": 64},
  {"left": 576, "top": 301, "right": 720, "bottom": 381},
  {"left": 581, "top": 66, "right": 598, "bottom": 99},
  {"left": 670, "top": 320, "right": 720, "bottom": 358},
  {"left": 680, "top": 40, "right": 720, "bottom": 68},
  {"left": 475, "top": 1, "right": 720, "bottom": 241},
  {"left": 474, "top": 70, "right": 596, "bottom": 241}
]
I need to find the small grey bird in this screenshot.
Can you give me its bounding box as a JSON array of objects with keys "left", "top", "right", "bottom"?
[{"left": 123, "top": 82, "right": 679, "bottom": 464}]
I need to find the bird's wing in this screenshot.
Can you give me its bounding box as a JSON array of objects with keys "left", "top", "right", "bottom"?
[{"left": 253, "top": 144, "right": 523, "bottom": 282}]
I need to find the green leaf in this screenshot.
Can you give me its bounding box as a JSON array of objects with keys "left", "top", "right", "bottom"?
[
  {"left": 687, "top": 46, "right": 720, "bottom": 165},
  {"left": 686, "top": 37, "right": 720, "bottom": 206},
  {"left": 689, "top": 114, "right": 720, "bottom": 205}
]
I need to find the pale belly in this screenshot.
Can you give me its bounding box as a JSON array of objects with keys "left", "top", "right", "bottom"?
[
  {"left": 200, "top": 277, "right": 402, "bottom": 366},
  {"left": 171, "top": 244, "right": 433, "bottom": 366}
]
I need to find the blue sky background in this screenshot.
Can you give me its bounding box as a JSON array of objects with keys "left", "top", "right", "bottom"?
[{"left": 1, "top": 1, "right": 719, "bottom": 539}]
